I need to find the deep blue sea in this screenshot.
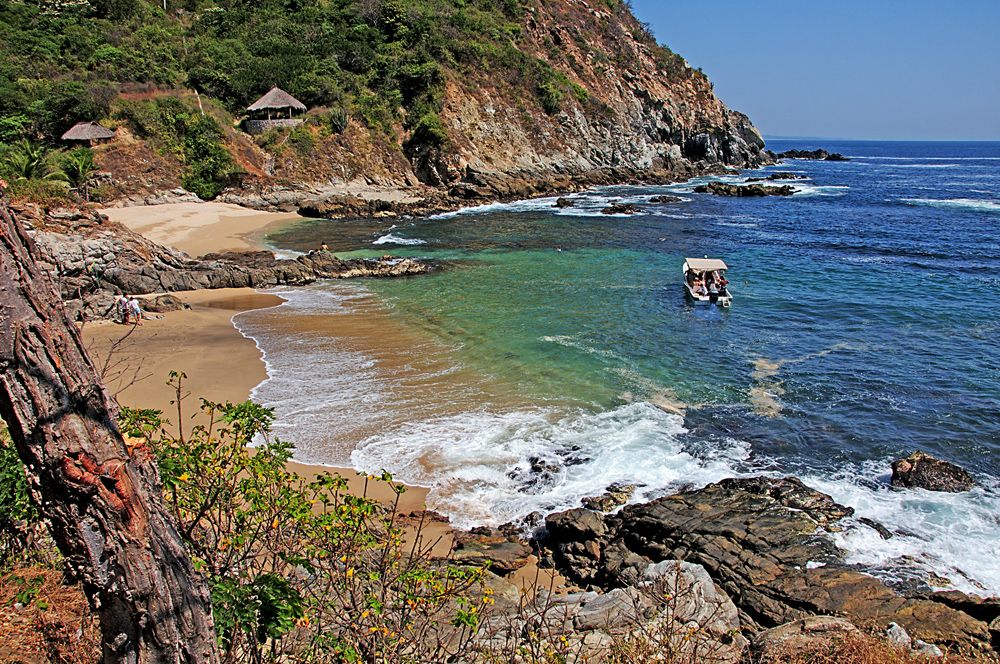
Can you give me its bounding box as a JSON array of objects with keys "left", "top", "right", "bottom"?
[{"left": 237, "top": 140, "right": 1000, "bottom": 594}]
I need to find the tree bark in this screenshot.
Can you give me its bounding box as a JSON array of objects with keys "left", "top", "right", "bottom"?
[{"left": 0, "top": 191, "right": 220, "bottom": 663}]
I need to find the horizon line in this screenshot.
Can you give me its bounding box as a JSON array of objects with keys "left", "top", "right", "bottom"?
[{"left": 763, "top": 135, "right": 1000, "bottom": 143}]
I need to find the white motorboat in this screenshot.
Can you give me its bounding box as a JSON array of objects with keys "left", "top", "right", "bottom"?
[{"left": 683, "top": 257, "right": 732, "bottom": 306}]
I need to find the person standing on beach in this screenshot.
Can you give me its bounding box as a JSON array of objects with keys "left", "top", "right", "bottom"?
[
  {"left": 128, "top": 296, "right": 143, "bottom": 326},
  {"left": 116, "top": 294, "right": 130, "bottom": 324}
]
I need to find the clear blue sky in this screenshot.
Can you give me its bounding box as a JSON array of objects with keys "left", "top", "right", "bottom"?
[{"left": 629, "top": 1, "right": 1000, "bottom": 141}]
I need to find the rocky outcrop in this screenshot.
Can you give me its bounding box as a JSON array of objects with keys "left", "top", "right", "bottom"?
[
  {"left": 694, "top": 182, "right": 797, "bottom": 197},
  {"left": 15, "top": 203, "right": 432, "bottom": 320},
  {"left": 891, "top": 451, "right": 976, "bottom": 493},
  {"left": 476, "top": 560, "right": 746, "bottom": 663},
  {"left": 648, "top": 195, "right": 683, "bottom": 203},
  {"left": 776, "top": 149, "right": 849, "bottom": 162},
  {"left": 537, "top": 477, "right": 995, "bottom": 654}
]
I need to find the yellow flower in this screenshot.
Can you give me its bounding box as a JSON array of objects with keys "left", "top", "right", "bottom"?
[
  {"left": 346, "top": 568, "right": 355, "bottom": 579},
  {"left": 178, "top": 473, "right": 190, "bottom": 482}
]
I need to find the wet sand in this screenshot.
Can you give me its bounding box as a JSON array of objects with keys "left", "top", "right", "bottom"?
[{"left": 100, "top": 202, "right": 301, "bottom": 257}]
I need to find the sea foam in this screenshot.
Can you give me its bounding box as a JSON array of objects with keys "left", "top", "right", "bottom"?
[
  {"left": 901, "top": 198, "right": 1000, "bottom": 214},
  {"left": 373, "top": 233, "right": 427, "bottom": 245}
]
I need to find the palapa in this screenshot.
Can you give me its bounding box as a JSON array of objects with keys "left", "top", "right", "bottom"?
[
  {"left": 247, "top": 87, "right": 307, "bottom": 112},
  {"left": 61, "top": 121, "right": 115, "bottom": 141}
]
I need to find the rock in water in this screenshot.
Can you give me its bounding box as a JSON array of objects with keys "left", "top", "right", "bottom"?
[
  {"left": 776, "top": 148, "right": 850, "bottom": 161},
  {"left": 554, "top": 197, "right": 575, "bottom": 208},
  {"left": 694, "top": 181, "right": 796, "bottom": 197},
  {"left": 601, "top": 203, "right": 641, "bottom": 215},
  {"left": 890, "top": 451, "right": 976, "bottom": 492},
  {"left": 649, "top": 195, "right": 683, "bottom": 203}
]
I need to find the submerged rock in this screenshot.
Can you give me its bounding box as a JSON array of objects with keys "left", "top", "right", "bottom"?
[
  {"left": 694, "top": 181, "right": 796, "bottom": 197},
  {"left": 648, "top": 195, "right": 683, "bottom": 203},
  {"left": 554, "top": 196, "right": 575, "bottom": 208},
  {"left": 891, "top": 451, "right": 976, "bottom": 492}
]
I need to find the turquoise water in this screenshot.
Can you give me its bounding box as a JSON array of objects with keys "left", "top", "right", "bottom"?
[{"left": 246, "top": 140, "right": 1000, "bottom": 594}]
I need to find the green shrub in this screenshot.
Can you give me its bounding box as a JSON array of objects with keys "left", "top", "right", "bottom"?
[
  {"left": 130, "top": 373, "right": 486, "bottom": 662},
  {"left": 0, "top": 425, "right": 41, "bottom": 568},
  {"left": 288, "top": 126, "right": 316, "bottom": 155},
  {"left": 117, "top": 98, "right": 236, "bottom": 199}
]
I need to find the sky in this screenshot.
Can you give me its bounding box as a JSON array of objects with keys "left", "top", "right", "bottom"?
[{"left": 628, "top": 1, "right": 1000, "bottom": 141}]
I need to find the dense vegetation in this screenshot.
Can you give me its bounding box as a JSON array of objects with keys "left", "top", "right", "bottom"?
[
  {"left": 3, "top": 0, "right": 634, "bottom": 199},
  {"left": 0, "top": 0, "right": 566, "bottom": 143}
]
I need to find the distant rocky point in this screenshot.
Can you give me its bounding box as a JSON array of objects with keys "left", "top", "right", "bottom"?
[{"left": 774, "top": 148, "right": 850, "bottom": 161}]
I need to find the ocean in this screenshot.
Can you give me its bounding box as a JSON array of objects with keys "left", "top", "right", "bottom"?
[{"left": 235, "top": 140, "right": 1000, "bottom": 595}]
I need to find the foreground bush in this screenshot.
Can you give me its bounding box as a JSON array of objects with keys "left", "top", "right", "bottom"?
[{"left": 121, "top": 372, "right": 485, "bottom": 662}]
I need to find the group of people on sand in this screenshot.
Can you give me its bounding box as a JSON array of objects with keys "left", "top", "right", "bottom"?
[
  {"left": 687, "top": 270, "right": 728, "bottom": 297},
  {"left": 115, "top": 294, "right": 143, "bottom": 325}
]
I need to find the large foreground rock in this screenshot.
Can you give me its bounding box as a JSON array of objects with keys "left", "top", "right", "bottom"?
[
  {"left": 891, "top": 451, "right": 976, "bottom": 492},
  {"left": 537, "top": 476, "right": 994, "bottom": 654}
]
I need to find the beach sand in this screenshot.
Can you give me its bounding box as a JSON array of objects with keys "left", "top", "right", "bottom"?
[
  {"left": 100, "top": 202, "right": 301, "bottom": 257},
  {"left": 82, "top": 288, "right": 438, "bottom": 525}
]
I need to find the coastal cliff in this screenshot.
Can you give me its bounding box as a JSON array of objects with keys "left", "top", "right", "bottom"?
[{"left": 0, "top": 0, "right": 768, "bottom": 211}]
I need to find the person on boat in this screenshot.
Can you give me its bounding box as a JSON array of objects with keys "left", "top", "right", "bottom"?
[
  {"left": 693, "top": 276, "right": 707, "bottom": 295},
  {"left": 714, "top": 270, "right": 729, "bottom": 291}
]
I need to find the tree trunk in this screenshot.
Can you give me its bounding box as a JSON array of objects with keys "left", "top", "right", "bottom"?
[{"left": 0, "top": 192, "right": 220, "bottom": 663}]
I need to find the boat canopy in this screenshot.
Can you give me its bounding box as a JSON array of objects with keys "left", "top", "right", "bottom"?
[{"left": 685, "top": 258, "right": 729, "bottom": 272}]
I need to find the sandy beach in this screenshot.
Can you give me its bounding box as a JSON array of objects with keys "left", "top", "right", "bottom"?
[
  {"left": 100, "top": 202, "right": 301, "bottom": 257},
  {"left": 83, "top": 288, "right": 435, "bottom": 522}
]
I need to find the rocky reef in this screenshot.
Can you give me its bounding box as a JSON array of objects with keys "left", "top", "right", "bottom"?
[
  {"left": 523, "top": 477, "right": 998, "bottom": 656},
  {"left": 14, "top": 203, "right": 432, "bottom": 320},
  {"left": 695, "top": 182, "right": 798, "bottom": 197}
]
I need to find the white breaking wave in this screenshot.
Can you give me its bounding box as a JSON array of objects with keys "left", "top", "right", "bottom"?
[
  {"left": 803, "top": 463, "right": 1000, "bottom": 596},
  {"left": 271, "top": 248, "right": 306, "bottom": 260},
  {"left": 901, "top": 198, "right": 1000, "bottom": 214},
  {"left": 373, "top": 233, "right": 427, "bottom": 245},
  {"left": 431, "top": 189, "right": 691, "bottom": 220},
  {"left": 791, "top": 184, "right": 850, "bottom": 198},
  {"left": 351, "top": 402, "right": 751, "bottom": 530}
]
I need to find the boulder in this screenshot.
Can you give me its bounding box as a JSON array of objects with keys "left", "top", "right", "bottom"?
[
  {"left": 554, "top": 197, "right": 575, "bottom": 208},
  {"left": 891, "top": 451, "right": 976, "bottom": 492},
  {"left": 452, "top": 540, "right": 532, "bottom": 575},
  {"left": 140, "top": 294, "right": 189, "bottom": 313},
  {"left": 648, "top": 195, "right": 682, "bottom": 203}
]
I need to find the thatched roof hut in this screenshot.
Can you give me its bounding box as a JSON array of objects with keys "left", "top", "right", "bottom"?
[
  {"left": 247, "top": 87, "right": 307, "bottom": 113},
  {"left": 61, "top": 122, "right": 115, "bottom": 142}
]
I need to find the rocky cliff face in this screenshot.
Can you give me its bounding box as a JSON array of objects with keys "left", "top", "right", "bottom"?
[{"left": 429, "top": 1, "right": 768, "bottom": 185}]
